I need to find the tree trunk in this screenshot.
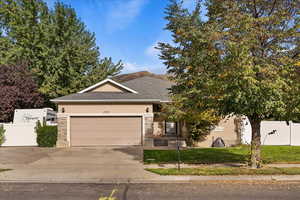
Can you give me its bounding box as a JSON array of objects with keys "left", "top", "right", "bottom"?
[{"left": 249, "top": 119, "right": 262, "bottom": 168}]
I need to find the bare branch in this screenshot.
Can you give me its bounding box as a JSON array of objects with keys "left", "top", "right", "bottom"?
[{"left": 268, "top": 0, "right": 277, "bottom": 16}]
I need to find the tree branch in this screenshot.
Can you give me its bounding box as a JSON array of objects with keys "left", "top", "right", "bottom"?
[
  {"left": 268, "top": 0, "right": 277, "bottom": 16},
  {"left": 253, "top": 0, "right": 258, "bottom": 18}
]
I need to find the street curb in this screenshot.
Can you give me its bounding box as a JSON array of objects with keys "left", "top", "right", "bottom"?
[{"left": 1, "top": 175, "right": 300, "bottom": 184}]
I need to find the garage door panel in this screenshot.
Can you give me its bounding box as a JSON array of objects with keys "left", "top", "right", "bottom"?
[{"left": 70, "top": 116, "right": 142, "bottom": 146}]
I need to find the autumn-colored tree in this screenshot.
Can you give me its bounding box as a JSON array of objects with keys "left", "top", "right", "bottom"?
[
  {"left": 159, "top": 0, "right": 300, "bottom": 168},
  {"left": 0, "top": 63, "right": 44, "bottom": 122}
]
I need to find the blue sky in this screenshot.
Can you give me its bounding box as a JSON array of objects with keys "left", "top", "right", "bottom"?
[{"left": 45, "top": 0, "right": 197, "bottom": 74}]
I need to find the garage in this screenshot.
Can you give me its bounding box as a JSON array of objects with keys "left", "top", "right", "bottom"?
[{"left": 70, "top": 116, "right": 142, "bottom": 146}]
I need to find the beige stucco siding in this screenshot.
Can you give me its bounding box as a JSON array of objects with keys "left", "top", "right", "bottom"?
[
  {"left": 88, "top": 82, "right": 127, "bottom": 92},
  {"left": 58, "top": 103, "right": 153, "bottom": 114},
  {"left": 196, "top": 117, "right": 238, "bottom": 147}
]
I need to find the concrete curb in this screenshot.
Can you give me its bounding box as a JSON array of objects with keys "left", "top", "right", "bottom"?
[{"left": 1, "top": 175, "right": 300, "bottom": 184}]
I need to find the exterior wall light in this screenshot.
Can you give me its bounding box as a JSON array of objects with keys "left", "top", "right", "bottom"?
[{"left": 62, "top": 107, "right": 65, "bottom": 113}]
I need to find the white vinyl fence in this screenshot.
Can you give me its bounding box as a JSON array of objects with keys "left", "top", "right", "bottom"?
[
  {"left": 242, "top": 119, "right": 300, "bottom": 146},
  {"left": 291, "top": 123, "right": 300, "bottom": 146},
  {"left": 1, "top": 123, "right": 37, "bottom": 146}
]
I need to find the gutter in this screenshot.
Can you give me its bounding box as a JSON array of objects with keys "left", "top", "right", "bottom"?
[{"left": 50, "top": 99, "right": 163, "bottom": 103}]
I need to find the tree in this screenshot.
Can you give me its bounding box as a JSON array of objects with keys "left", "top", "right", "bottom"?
[
  {"left": 0, "top": 63, "right": 44, "bottom": 122},
  {"left": 158, "top": 0, "right": 300, "bottom": 168},
  {"left": 0, "top": 125, "right": 5, "bottom": 146},
  {"left": 0, "top": 0, "right": 123, "bottom": 100},
  {"left": 162, "top": 96, "right": 221, "bottom": 146}
]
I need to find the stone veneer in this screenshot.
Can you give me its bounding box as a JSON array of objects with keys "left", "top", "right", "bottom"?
[
  {"left": 56, "top": 116, "right": 69, "bottom": 147},
  {"left": 144, "top": 115, "right": 154, "bottom": 138}
]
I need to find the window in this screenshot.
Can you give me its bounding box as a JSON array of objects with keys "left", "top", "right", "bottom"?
[{"left": 165, "top": 121, "right": 177, "bottom": 136}]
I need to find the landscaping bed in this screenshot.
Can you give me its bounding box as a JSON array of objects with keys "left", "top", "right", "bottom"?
[
  {"left": 144, "top": 145, "right": 300, "bottom": 164},
  {"left": 146, "top": 167, "right": 300, "bottom": 176}
]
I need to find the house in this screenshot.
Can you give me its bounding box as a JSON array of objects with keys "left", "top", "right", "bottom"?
[
  {"left": 51, "top": 71, "right": 240, "bottom": 148},
  {"left": 2, "top": 108, "right": 57, "bottom": 146},
  {"left": 13, "top": 108, "right": 56, "bottom": 125}
]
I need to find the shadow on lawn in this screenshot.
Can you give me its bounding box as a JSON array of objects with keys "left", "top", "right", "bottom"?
[{"left": 144, "top": 148, "right": 248, "bottom": 164}]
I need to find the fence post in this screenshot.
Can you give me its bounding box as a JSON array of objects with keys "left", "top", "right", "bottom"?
[{"left": 290, "top": 121, "right": 292, "bottom": 146}]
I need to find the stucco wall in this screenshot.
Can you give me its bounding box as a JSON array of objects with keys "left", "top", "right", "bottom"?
[
  {"left": 195, "top": 117, "right": 239, "bottom": 147},
  {"left": 89, "top": 82, "right": 127, "bottom": 92},
  {"left": 58, "top": 103, "right": 153, "bottom": 114}
]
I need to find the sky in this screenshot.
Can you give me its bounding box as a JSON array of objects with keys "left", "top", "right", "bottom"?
[{"left": 44, "top": 0, "right": 198, "bottom": 74}]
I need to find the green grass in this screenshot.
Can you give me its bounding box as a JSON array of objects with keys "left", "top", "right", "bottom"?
[
  {"left": 144, "top": 145, "right": 300, "bottom": 164},
  {"left": 146, "top": 167, "right": 300, "bottom": 176}
]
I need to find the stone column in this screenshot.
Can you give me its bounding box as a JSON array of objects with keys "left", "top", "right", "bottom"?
[
  {"left": 143, "top": 114, "right": 154, "bottom": 146},
  {"left": 56, "top": 115, "right": 69, "bottom": 147}
]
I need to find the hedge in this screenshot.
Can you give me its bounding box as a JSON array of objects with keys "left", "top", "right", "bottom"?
[{"left": 36, "top": 122, "right": 57, "bottom": 147}]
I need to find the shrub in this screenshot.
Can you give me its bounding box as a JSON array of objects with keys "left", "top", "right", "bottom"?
[
  {"left": 36, "top": 121, "right": 57, "bottom": 147},
  {"left": 0, "top": 125, "right": 5, "bottom": 146}
]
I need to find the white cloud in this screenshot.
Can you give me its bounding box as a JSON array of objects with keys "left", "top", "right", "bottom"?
[
  {"left": 182, "top": 0, "right": 196, "bottom": 10},
  {"left": 106, "top": 0, "right": 148, "bottom": 32},
  {"left": 123, "top": 62, "right": 150, "bottom": 73},
  {"left": 145, "top": 41, "right": 160, "bottom": 58},
  {"left": 122, "top": 61, "right": 167, "bottom": 74}
]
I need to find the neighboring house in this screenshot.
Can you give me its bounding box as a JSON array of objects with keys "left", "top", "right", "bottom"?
[
  {"left": 2, "top": 108, "right": 57, "bottom": 146},
  {"left": 13, "top": 108, "right": 57, "bottom": 125},
  {"left": 51, "top": 72, "right": 240, "bottom": 148}
]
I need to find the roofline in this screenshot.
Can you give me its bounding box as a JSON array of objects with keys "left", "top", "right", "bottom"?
[
  {"left": 51, "top": 99, "right": 163, "bottom": 103},
  {"left": 78, "top": 78, "right": 138, "bottom": 94}
]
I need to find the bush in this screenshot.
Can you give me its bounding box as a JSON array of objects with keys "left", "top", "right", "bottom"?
[
  {"left": 0, "top": 125, "right": 5, "bottom": 146},
  {"left": 36, "top": 121, "right": 57, "bottom": 147}
]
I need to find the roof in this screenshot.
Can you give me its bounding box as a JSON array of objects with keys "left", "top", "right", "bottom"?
[
  {"left": 51, "top": 73, "right": 173, "bottom": 103},
  {"left": 77, "top": 78, "right": 138, "bottom": 94},
  {"left": 112, "top": 71, "right": 169, "bottom": 82}
]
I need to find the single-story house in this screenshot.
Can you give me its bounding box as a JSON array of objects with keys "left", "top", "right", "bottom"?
[{"left": 51, "top": 72, "right": 240, "bottom": 148}]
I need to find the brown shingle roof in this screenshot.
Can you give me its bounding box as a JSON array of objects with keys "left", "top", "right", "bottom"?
[
  {"left": 112, "top": 71, "right": 169, "bottom": 82},
  {"left": 51, "top": 72, "right": 173, "bottom": 103}
]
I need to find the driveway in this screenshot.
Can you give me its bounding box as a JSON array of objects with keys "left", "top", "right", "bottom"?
[{"left": 0, "top": 146, "right": 156, "bottom": 181}]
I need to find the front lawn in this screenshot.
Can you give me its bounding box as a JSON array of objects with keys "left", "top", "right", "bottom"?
[
  {"left": 146, "top": 167, "right": 300, "bottom": 176},
  {"left": 144, "top": 145, "right": 300, "bottom": 164}
]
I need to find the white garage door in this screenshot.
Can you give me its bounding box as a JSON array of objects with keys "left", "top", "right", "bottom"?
[{"left": 70, "top": 116, "right": 142, "bottom": 146}]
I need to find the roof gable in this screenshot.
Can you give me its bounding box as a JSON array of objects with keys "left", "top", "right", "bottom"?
[{"left": 78, "top": 79, "right": 138, "bottom": 94}]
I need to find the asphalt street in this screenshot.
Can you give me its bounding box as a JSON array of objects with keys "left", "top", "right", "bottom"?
[{"left": 0, "top": 182, "right": 300, "bottom": 200}]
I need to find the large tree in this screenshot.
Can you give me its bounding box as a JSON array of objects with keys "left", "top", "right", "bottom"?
[
  {"left": 0, "top": 63, "right": 44, "bottom": 122},
  {"left": 158, "top": 0, "right": 300, "bottom": 168},
  {"left": 0, "top": 0, "right": 123, "bottom": 100}
]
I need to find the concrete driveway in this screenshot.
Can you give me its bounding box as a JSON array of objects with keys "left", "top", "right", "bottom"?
[{"left": 0, "top": 146, "right": 156, "bottom": 182}]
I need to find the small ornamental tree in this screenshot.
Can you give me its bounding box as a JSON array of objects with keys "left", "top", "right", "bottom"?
[
  {"left": 158, "top": 0, "right": 300, "bottom": 168},
  {"left": 162, "top": 99, "right": 221, "bottom": 145},
  {"left": 0, "top": 63, "right": 44, "bottom": 122}
]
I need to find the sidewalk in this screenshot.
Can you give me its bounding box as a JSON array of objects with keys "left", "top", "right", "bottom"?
[{"left": 0, "top": 174, "right": 300, "bottom": 184}]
